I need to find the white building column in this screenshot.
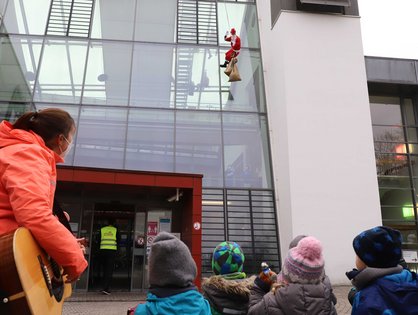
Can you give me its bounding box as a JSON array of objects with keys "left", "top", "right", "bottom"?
[{"left": 257, "top": 6, "right": 382, "bottom": 284}]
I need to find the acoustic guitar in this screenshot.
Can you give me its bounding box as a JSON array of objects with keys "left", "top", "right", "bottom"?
[{"left": 0, "top": 227, "right": 71, "bottom": 315}]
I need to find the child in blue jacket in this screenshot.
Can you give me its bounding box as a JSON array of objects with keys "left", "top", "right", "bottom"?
[
  {"left": 134, "top": 232, "right": 211, "bottom": 315},
  {"left": 348, "top": 226, "right": 418, "bottom": 315}
]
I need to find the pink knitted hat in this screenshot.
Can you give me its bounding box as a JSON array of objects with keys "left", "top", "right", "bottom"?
[{"left": 281, "top": 236, "right": 325, "bottom": 284}]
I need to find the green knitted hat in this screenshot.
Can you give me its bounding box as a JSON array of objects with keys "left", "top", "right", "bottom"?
[{"left": 212, "top": 241, "right": 245, "bottom": 275}]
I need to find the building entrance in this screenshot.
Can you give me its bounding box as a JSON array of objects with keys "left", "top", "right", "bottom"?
[{"left": 88, "top": 202, "right": 135, "bottom": 292}]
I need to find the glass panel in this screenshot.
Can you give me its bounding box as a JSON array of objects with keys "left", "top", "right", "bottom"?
[
  {"left": 91, "top": 0, "right": 135, "bottom": 40},
  {"left": 0, "top": 0, "right": 7, "bottom": 17},
  {"left": 76, "top": 201, "right": 94, "bottom": 290},
  {"left": 175, "top": 46, "right": 220, "bottom": 110},
  {"left": 375, "top": 153, "right": 409, "bottom": 176},
  {"left": 381, "top": 206, "right": 416, "bottom": 224},
  {"left": 220, "top": 49, "right": 265, "bottom": 112},
  {"left": 218, "top": 3, "right": 260, "bottom": 49},
  {"left": 74, "top": 107, "right": 127, "bottom": 169},
  {"left": 0, "top": 36, "right": 42, "bottom": 101},
  {"left": 0, "top": 102, "right": 31, "bottom": 121},
  {"left": 126, "top": 108, "right": 174, "bottom": 172},
  {"left": 83, "top": 41, "right": 132, "bottom": 106},
  {"left": 35, "top": 103, "right": 80, "bottom": 165},
  {"left": 370, "top": 98, "right": 402, "bottom": 125},
  {"left": 175, "top": 111, "right": 223, "bottom": 187},
  {"left": 378, "top": 176, "right": 412, "bottom": 189},
  {"left": 223, "top": 113, "right": 272, "bottom": 188},
  {"left": 1, "top": 0, "right": 50, "bottom": 35},
  {"left": 409, "top": 155, "right": 418, "bottom": 177},
  {"left": 404, "top": 98, "right": 416, "bottom": 126},
  {"left": 130, "top": 43, "right": 175, "bottom": 108},
  {"left": 379, "top": 188, "right": 413, "bottom": 206},
  {"left": 372, "top": 126, "right": 404, "bottom": 142},
  {"left": 34, "top": 39, "right": 88, "bottom": 103},
  {"left": 407, "top": 128, "right": 418, "bottom": 143},
  {"left": 374, "top": 141, "right": 408, "bottom": 154},
  {"left": 135, "top": 0, "right": 176, "bottom": 43},
  {"left": 132, "top": 211, "right": 146, "bottom": 290}
]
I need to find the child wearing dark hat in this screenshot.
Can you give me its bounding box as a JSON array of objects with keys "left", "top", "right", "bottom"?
[
  {"left": 201, "top": 241, "right": 255, "bottom": 315},
  {"left": 248, "top": 236, "right": 337, "bottom": 315},
  {"left": 133, "top": 232, "right": 211, "bottom": 315},
  {"left": 347, "top": 226, "right": 418, "bottom": 315}
]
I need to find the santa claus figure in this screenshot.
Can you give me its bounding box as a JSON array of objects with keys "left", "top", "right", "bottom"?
[{"left": 220, "top": 28, "right": 241, "bottom": 68}]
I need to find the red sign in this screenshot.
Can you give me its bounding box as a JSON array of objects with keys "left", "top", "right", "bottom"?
[{"left": 147, "top": 222, "right": 158, "bottom": 236}]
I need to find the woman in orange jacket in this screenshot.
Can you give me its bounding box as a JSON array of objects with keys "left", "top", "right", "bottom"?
[{"left": 0, "top": 108, "right": 88, "bottom": 282}]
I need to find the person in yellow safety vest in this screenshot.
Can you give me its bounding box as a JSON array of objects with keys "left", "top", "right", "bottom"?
[{"left": 100, "top": 219, "right": 119, "bottom": 295}]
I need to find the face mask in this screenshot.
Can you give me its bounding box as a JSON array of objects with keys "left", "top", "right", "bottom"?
[{"left": 59, "top": 135, "right": 73, "bottom": 159}]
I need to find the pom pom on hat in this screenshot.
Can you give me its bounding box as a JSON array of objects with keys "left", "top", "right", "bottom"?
[
  {"left": 281, "top": 236, "right": 324, "bottom": 284},
  {"left": 212, "top": 241, "right": 245, "bottom": 275},
  {"left": 353, "top": 226, "right": 402, "bottom": 268}
]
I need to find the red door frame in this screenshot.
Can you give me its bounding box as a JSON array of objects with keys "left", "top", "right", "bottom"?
[{"left": 57, "top": 166, "right": 203, "bottom": 287}]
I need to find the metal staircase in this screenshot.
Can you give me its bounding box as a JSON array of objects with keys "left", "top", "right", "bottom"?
[
  {"left": 175, "top": 47, "right": 195, "bottom": 108},
  {"left": 177, "top": 0, "right": 218, "bottom": 45},
  {"left": 46, "top": 0, "right": 94, "bottom": 37},
  {"left": 176, "top": 0, "right": 217, "bottom": 107}
]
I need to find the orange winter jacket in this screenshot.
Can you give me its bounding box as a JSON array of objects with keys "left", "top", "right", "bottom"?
[{"left": 0, "top": 121, "right": 87, "bottom": 278}]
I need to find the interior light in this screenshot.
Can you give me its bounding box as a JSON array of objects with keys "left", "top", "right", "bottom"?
[{"left": 402, "top": 206, "right": 414, "bottom": 218}]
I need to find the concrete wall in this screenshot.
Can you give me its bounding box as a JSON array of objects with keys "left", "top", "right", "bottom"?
[{"left": 257, "top": 5, "right": 382, "bottom": 284}]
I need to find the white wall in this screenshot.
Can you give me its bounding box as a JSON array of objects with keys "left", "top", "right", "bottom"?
[{"left": 257, "top": 6, "right": 382, "bottom": 284}]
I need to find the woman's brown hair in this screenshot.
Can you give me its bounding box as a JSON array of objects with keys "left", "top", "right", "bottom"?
[{"left": 13, "top": 108, "right": 75, "bottom": 145}]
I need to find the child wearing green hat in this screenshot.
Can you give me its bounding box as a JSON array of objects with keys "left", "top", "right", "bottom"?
[{"left": 202, "top": 241, "right": 255, "bottom": 315}]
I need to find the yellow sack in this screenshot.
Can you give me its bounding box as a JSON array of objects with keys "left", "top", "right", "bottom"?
[
  {"left": 229, "top": 59, "right": 241, "bottom": 82},
  {"left": 224, "top": 57, "right": 235, "bottom": 76}
]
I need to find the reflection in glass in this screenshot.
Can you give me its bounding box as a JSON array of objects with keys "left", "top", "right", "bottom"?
[
  {"left": 218, "top": 2, "right": 259, "bottom": 49},
  {"left": 378, "top": 176, "right": 412, "bottom": 189},
  {"left": 130, "top": 43, "right": 175, "bottom": 108},
  {"left": 135, "top": 0, "right": 176, "bottom": 43},
  {"left": 404, "top": 99, "right": 416, "bottom": 126},
  {"left": 1, "top": 0, "right": 50, "bottom": 35},
  {"left": 175, "top": 111, "right": 222, "bottom": 187},
  {"left": 220, "top": 49, "right": 265, "bottom": 112},
  {"left": 370, "top": 98, "right": 402, "bottom": 125},
  {"left": 223, "top": 113, "right": 272, "bottom": 188},
  {"left": 381, "top": 206, "right": 416, "bottom": 224},
  {"left": 91, "top": 0, "right": 136, "bottom": 40},
  {"left": 74, "top": 107, "right": 127, "bottom": 169},
  {"left": 375, "top": 153, "right": 409, "bottom": 176},
  {"left": 0, "top": 102, "right": 32, "bottom": 121},
  {"left": 83, "top": 41, "right": 132, "bottom": 105},
  {"left": 126, "top": 109, "right": 174, "bottom": 172},
  {"left": 409, "top": 155, "right": 418, "bottom": 177},
  {"left": 35, "top": 103, "right": 80, "bottom": 165},
  {"left": 372, "top": 126, "right": 404, "bottom": 143},
  {"left": 175, "top": 46, "right": 220, "bottom": 110},
  {"left": 0, "top": 36, "right": 42, "bottom": 101},
  {"left": 379, "top": 188, "right": 414, "bottom": 206},
  {"left": 34, "top": 39, "right": 88, "bottom": 103}
]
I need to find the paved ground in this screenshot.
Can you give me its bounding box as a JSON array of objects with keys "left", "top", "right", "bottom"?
[{"left": 63, "top": 285, "right": 352, "bottom": 314}]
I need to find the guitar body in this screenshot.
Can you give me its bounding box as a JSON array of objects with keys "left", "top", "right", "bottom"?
[{"left": 0, "top": 228, "right": 71, "bottom": 315}]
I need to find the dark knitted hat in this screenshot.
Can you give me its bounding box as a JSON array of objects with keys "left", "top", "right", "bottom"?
[
  {"left": 148, "top": 232, "right": 197, "bottom": 287},
  {"left": 353, "top": 226, "right": 402, "bottom": 268},
  {"left": 212, "top": 241, "right": 245, "bottom": 275}
]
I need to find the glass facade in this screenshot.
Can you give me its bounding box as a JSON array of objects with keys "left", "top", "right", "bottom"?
[
  {"left": 370, "top": 95, "right": 418, "bottom": 271},
  {"left": 0, "top": 0, "right": 278, "bottom": 286}
]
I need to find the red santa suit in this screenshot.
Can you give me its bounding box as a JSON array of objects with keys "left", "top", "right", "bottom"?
[{"left": 224, "top": 28, "right": 241, "bottom": 62}]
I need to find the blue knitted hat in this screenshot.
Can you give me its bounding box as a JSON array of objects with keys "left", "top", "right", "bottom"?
[
  {"left": 212, "top": 241, "right": 245, "bottom": 275},
  {"left": 353, "top": 226, "right": 402, "bottom": 268}
]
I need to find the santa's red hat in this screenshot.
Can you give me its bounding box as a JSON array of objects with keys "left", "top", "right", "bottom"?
[{"left": 230, "top": 28, "right": 236, "bottom": 35}]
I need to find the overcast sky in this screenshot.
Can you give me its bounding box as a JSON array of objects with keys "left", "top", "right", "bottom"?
[{"left": 358, "top": 0, "right": 418, "bottom": 59}]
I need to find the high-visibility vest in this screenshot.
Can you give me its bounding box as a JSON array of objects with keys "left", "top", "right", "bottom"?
[{"left": 100, "top": 226, "right": 117, "bottom": 250}]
